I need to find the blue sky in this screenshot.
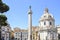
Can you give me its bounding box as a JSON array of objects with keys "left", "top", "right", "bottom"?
[{"left": 2, "top": 0, "right": 60, "bottom": 29}]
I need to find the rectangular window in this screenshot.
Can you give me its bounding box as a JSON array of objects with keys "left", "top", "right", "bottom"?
[
  {"left": 44, "top": 22, "right": 46, "bottom": 25},
  {"left": 50, "top": 22, "right": 52, "bottom": 25}
]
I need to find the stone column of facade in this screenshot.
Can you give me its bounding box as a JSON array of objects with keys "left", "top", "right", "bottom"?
[{"left": 28, "top": 6, "right": 32, "bottom": 40}]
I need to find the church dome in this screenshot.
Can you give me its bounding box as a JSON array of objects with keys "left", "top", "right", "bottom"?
[{"left": 40, "top": 8, "right": 54, "bottom": 21}]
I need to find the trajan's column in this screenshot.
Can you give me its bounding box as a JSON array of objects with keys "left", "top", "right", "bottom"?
[{"left": 28, "top": 6, "right": 32, "bottom": 40}]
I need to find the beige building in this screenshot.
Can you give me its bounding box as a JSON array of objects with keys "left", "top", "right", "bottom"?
[
  {"left": 10, "top": 30, "right": 14, "bottom": 40},
  {"left": 14, "top": 27, "right": 28, "bottom": 40},
  {"left": 32, "top": 26, "right": 39, "bottom": 40},
  {"left": 11, "top": 26, "right": 60, "bottom": 40},
  {"left": 12, "top": 26, "right": 39, "bottom": 40}
]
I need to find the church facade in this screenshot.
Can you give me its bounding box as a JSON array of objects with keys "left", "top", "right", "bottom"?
[{"left": 38, "top": 8, "right": 57, "bottom": 40}]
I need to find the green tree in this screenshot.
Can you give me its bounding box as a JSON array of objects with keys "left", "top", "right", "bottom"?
[
  {"left": 0, "top": 0, "right": 9, "bottom": 40},
  {"left": 0, "top": 0, "right": 9, "bottom": 13}
]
